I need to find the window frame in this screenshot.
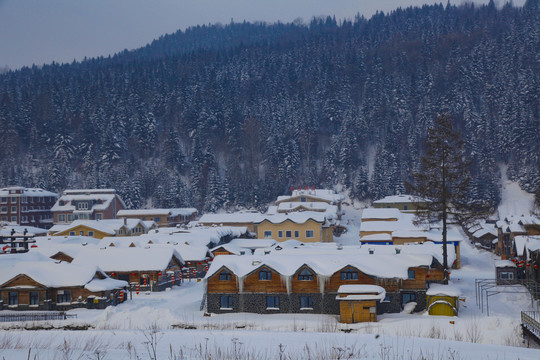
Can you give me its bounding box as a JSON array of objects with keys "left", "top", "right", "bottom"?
[
  {"left": 299, "top": 295, "right": 313, "bottom": 309},
  {"left": 263, "top": 230, "right": 272, "bottom": 238},
  {"left": 220, "top": 295, "right": 233, "bottom": 310},
  {"left": 219, "top": 270, "right": 232, "bottom": 281},
  {"left": 30, "top": 291, "right": 39, "bottom": 306},
  {"left": 57, "top": 290, "right": 71, "bottom": 304},
  {"left": 306, "top": 230, "right": 314, "bottom": 238},
  {"left": 407, "top": 270, "right": 415, "bottom": 279},
  {"left": 298, "top": 268, "right": 314, "bottom": 281},
  {"left": 8, "top": 291, "right": 18, "bottom": 306},
  {"left": 259, "top": 269, "right": 272, "bottom": 281},
  {"left": 341, "top": 270, "right": 359, "bottom": 280},
  {"left": 266, "top": 295, "right": 280, "bottom": 309}
]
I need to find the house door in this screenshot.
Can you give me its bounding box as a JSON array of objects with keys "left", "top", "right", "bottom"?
[{"left": 402, "top": 292, "right": 416, "bottom": 307}]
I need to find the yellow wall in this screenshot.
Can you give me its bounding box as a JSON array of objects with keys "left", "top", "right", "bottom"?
[
  {"left": 277, "top": 195, "right": 331, "bottom": 205},
  {"left": 199, "top": 221, "right": 256, "bottom": 233},
  {"left": 256, "top": 219, "right": 332, "bottom": 243},
  {"left": 53, "top": 225, "right": 111, "bottom": 239},
  {"left": 427, "top": 295, "right": 458, "bottom": 316},
  {"left": 359, "top": 230, "right": 393, "bottom": 237}
]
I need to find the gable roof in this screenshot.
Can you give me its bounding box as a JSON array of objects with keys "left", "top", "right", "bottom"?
[
  {"left": 254, "top": 212, "right": 327, "bottom": 225},
  {"left": 71, "top": 247, "right": 184, "bottom": 272},
  {"left": 51, "top": 219, "right": 146, "bottom": 235},
  {"left": 276, "top": 189, "right": 344, "bottom": 204},
  {"left": 51, "top": 189, "right": 125, "bottom": 212}
]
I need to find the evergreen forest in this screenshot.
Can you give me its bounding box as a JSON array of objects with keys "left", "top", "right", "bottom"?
[{"left": 0, "top": 0, "right": 539, "bottom": 212}]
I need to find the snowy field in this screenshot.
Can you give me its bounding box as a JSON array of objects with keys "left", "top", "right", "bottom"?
[{"left": 2, "top": 227, "right": 540, "bottom": 359}]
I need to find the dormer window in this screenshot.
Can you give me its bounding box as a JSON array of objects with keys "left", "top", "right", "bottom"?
[
  {"left": 298, "top": 268, "right": 314, "bottom": 281},
  {"left": 219, "top": 270, "right": 232, "bottom": 281},
  {"left": 341, "top": 269, "right": 358, "bottom": 280},
  {"left": 77, "top": 202, "right": 88, "bottom": 210},
  {"left": 59, "top": 200, "right": 65, "bottom": 206},
  {"left": 259, "top": 269, "right": 272, "bottom": 280}
]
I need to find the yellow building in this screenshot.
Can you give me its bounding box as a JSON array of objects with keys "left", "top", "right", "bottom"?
[
  {"left": 254, "top": 213, "right": 333, "bottom": 243},
  {"left": 426, "top": 284, "right": 460, "bottom": 316},
  {"left": 49, "top": 219, "right": 156, "bottom": 239}
]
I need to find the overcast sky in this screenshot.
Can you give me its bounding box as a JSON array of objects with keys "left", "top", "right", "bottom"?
[{"left": 0, "top": 0, "right": 525, "bottom": 70}]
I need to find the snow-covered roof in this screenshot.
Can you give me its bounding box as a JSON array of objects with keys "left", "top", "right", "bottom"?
[
  {"left": 360, "top": 233, "right": 393, "bottom": 241},
  {"left": 205, "top": 251, "right": 434, "bottom": 281},
  {"left": 0, "top": 262, "right": 126, "bottom": 291},
  {"left": 71, "top": 247, "right": 183, "bottom": 272},
  {"left": 228, "top": 238, "right": 278, "bottom": 249},
  {"left": 0, "top": 225, "right": 48, "bottom": 236},
  {"left": 276, "top": 189, "right": 344, "bottom": 204},
  {"left": 373, "top": 194, "right": 429, "bottom": 204},
  {"left": 198, "top": 212, "right": 265, "bottom": 224},
  {"left": 0, "top": 252, "right": 54, "bottom": 269},
  {"left": 0, "top": 187, "right": 57, "bottom": 198},
  {"left": 51, "top": 189, "right": 124, "bottom": 212},
  {"left": 255, "top": 212, "right": 327, "bottom": 225},
  {"left": 495, "top": 260, "right": 516, "bottom": 268},
  {"left": 514, "top": 235, "right": 540, "bottom": 256},
  {"left": 336, "top": 285, "right": 386, "bottom": 301},
  {"left": 472, "top": 227, "right": 498, "bottom": 239},
  {"left": 147, "top": 225, "right": 248, "bottom": 248},
  {"left": 362, "top": 208, "right": 402, "bottom": 220},
  {"left": 50, "top": 219, "right": 146, "bottom": 235},
  {"left": 117, "top": 208, "right": 198, "bottom": 217},
  {"left": 426, "top": 284, "right": 461, "bottom": 297}
]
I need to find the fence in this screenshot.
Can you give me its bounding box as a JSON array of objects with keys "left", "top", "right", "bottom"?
[{"left": 0, "top": 311, "right": 77, "bottom": 322}]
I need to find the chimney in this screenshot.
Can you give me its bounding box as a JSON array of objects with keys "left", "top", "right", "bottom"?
[{"left": 368, "top": 248, "right": 374, "bottom": 255}]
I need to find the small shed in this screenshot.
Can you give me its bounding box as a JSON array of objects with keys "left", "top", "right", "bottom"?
[
  {"left": 336, "top": 285, "right": 386, "bottom": 323},
  {"left": 426, "top": 284, "right": 461, "bottom": 317},
  {"left": 495, "top": 260, "right": 518, "bottom": 285}
]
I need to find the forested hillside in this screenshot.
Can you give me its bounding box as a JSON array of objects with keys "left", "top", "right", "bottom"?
[{"left": 0, "top": 0, "right": 538, "bottom": 212}]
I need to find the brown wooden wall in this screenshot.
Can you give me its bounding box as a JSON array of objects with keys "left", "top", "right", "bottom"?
[
  {"left": 325, "top": 266, "right": 376, "bottom": 292},
  {"left": 290, "top": 266, "right": 320, "bottom": 293},
  {"left": 402, "top": 267, "right": 427, "bottom": 289},
  {"left": 243, "top": 267, "right": 287, "bottom": 293},
  {"left": 206, "top": 267, "right": 239, "bottom": 293}
]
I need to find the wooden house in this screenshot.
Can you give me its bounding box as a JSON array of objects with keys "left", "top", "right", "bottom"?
[
  {"left": 336, "top": 285, "right": 386, "bottom": 323},
  {"left": 495, "top": 260, "right": 518, "bottom": 285},
  {"left": 51, "top": 189, "right": 125, "bottom": 225},
  {"left": 204, "top": 250, "right": 441, "bottom": 318},
  {"left": 71, "top": 247, "right": 184, "bottom": 291},
  {"left": 0, "top": 262, "right": 126, "bottom": 311},
  {"left": 198, "top": 212, "right": 264, "bottom": 233},
  {"left": 49, "top": 218, "right": 156, "bottom": 239}
]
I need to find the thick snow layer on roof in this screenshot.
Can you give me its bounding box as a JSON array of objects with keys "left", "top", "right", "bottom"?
[
  {"left": 205, "top": 250, "right": 434, "bottom": 281},
  {"left": 52, "top": 219, "right": 144, "bottom": 235},
  {"left": 277, "top": 189, "right": 344, "bottom": 204},
  {"left": 337, "top": 284, "right": 386, "bottom": 294},
  {"left": 0, "top": 187, "right": 57, "bottom": 197},
  {"left": 472, "top": 227, "right": 497, "bottom": 239},
  {"left": 228, "top": 238, "right": 277, "bottom": 249},
  {"left": 51, "top": 189, "right": 122, "bottom": 212},
  {"left": 72, "top": 247, "right": 183, "bottom": 272},
  {"left": 117, "top": 208, "right": 198, "bottom": 217},
  {"left": 35, "top": 235, "right": 101, "bottom": 246},
  {"left": 360, "top": 233, "right": 393, "bottom": 241},
  {"left": 252, "top": 241, "right": 455, "bottom": 267},
  {"left": 392, "top": 230, "right": 428, "bottom": 239},
  {"left": 495, "top": 260, "right": 516, "bottom": 268},
  {"left": 514, "top": 235, "right": 540, "bottom": 255},
  {"left": 85, "top": 277, "right": 127, "bottom": 292},
  {"left": 169, "top": 208, "right": 198, "bottom": 217},
  {"left": 146, "top": 226, "right": 248, "bottom": 248},
  {"left": 0, "top": 262, "right": 123, "bottom": 290},
  {"left": 425, "top": 229, "right": 463, "bottom": 242},
  {"left": 198, "top": 212, "right": 264, "bottom": 224},
  {"left": 373, "top": 194, "right": 429, "bottom": 204},
  {"left": 362, "top": 208, "right": 401, "bottom": 220},
  {"left": 0, "top": 225, "right": 48, "bottom": 236},
  {"left": 277, "top": 202, "right": 335, "bottom": 212},
  {"left": 426, "top": 284, "right": 461, "bottom": 297},
  {"left": 256, "top": 212, "right": 327, "bottom": 224},
  {"left": 0, "top": 252, "right": 54, "bottom": 269}
]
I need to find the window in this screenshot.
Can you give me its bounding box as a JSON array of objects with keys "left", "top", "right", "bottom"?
[
  {"left": 263, "top": 230, "right": 272, "bottom": 238},
  {"left": 69, "top": 231, "right": 75, "bottom": 236},
  {"left": 154, "top": 217, "right": 161, "bottom": 223},
  {"left": 58, "top": 214, "right": 66, "bottom": 222},
  {"left": 259, "top": 269, "right": 272, "bottom": 280},
  {"left": 0, "top": 197, "right": 7, "bottom": 203},
  {"left": 407, "top": 270, "right": 415, "bottom": 279},
  {"left": 341, "top": 270, "right": 359, "bottom": 280},
  {"left": 1, "top": 206, "right": 7, "bottom": 213},
  {"left": 21, "top": 197, "right": 27, "bottom": 204},
  {"left": 278, "top": 230, "right": 283, "bottom": 238},
  {"left": 8, "top": 292, "right": 18, "bottom": 306},
  {"left": 298, "top": 268, "right": 314, "bottom": 281},
  {"left": 501, "top": 272, "right": 514, "bottom": 280},
  {"left": 10, "top": 197, "right": 17, "bottom": 204},
  {"left": 402, "top": 292, "right": 416, "bottom": 305},
  {"left": 219, "top": 270, "right": 232, "bottom": 281},
  {"left": 88, "top": 231, "right": 94, "bottom": 237},
  {"left": 30, "top": 292, "right": 39, "bottom": 305},
  {"left": 11, "top": 206, "right": 16, "bottom": 213},
  {"left": 79, "top": 231, "right": 84, "bottom": 236},
  {"left": 11, "top": 216, "right": 17, "bottom": 222},
  {"left": 300, "top": 197, "right": 306, "bottom": 202},
  {"left": 300, "top": 296, "right": 313, "bottom": 309},
  {"left": 59, "top": 200, "right": 65, "bottom": 206},
  {"left": 77, "top": 202, "right": 88, "bottom": 210},
  {"left": 306, "top": 230, "right": 314, "bottom": 238},
  {"left": 266, "top": 296, "right": 280, "bottom": 309},
  {"left": 67, "top": 214, "right": 73, "bottom": 221},
  {"left": 1, "top": 216, "right": 7, "bottom": 221},
  {"left": 21, "top": 216, "right": 28, "bottom": 223},
  {"left": 404, "top": 205, "right": 408, "bottom": 210},
  {"left": 285, "top": 230, "right": 292, "bottom": 238},
  {"left": 96, "top": 213, "right": 103, "bottom": 220},
  {"left": 294, "top": 231, "right": 299, "bottom": 238},
  {"left": 57, "top": 290, "right": 71, "bottom": 303},
  {"left": 220, "top": 295, "right": 233, "bottom": 309}
]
